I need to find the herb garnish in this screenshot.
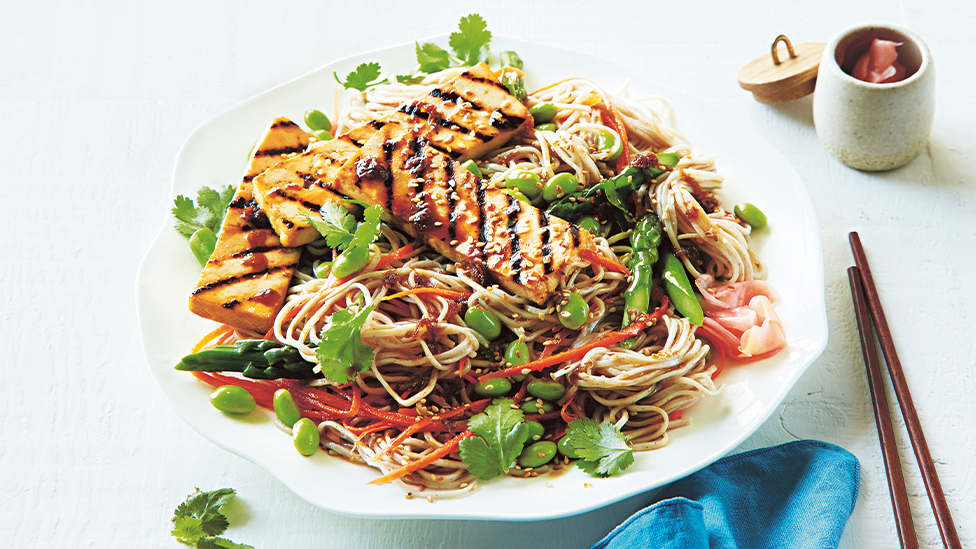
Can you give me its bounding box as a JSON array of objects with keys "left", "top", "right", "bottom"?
[
  {"left": 458, "top": 398, "right": 529, "bottom": 480},
  {"left": 171, "top": 488, "right": 252, "bottom": 548},
  {"left": 564, "top": 418, "right": 635, "bottom": 477},
  {"left": 315, "top": 302, "right": 378, "bottom": 385}
]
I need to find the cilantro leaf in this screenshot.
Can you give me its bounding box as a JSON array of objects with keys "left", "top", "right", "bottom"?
[
  {"left": 565, "top": 418, "right": 635, "bottom": 477},
  {"left": 458, "top": 398, "right": 528, "bottom": 479},
  {"left": 316, "top": 302, "right": 378, "bottom": 384},
  {"left": 298, "top": 203, "right": 356, "bottom": 250},
  {"left": 348, "top": 204, "right": 383, "bottom": 250},
  {"left": 172, "top": 515, "right": 206, "bottom": 546},
  {"left": 415, "top": 41, "right": 451, "bottom": 73},
  {"left": 334, "top": 62, "right": 383, "bottom": 91},
  {"left": 198, "top": 538, "right": 255, "bottom": 549},
  {"left": 449, "top": 14, "right": 492, "bottom": 66},
  {"left": 172, "top": 185, "right": 236, "bottom": 238},
  {"left": 396, "top": 74, "right": 424, "bottom": 84}
]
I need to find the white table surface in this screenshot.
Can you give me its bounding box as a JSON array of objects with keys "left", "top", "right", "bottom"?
[{"left": 3, "top": 1, "right": 974, "bottom": 547}]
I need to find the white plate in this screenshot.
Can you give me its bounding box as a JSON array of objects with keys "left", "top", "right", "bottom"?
[{"left": 136, "top": 36, "right": 827, "bottom": 521}]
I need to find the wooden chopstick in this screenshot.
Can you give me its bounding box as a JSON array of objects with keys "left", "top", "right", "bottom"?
[
  {"left": 849, "top": 232, "right": 962, "bottom": 549},
  {"left": 848, "top": 266, "right": 918, "bottom": 549}
]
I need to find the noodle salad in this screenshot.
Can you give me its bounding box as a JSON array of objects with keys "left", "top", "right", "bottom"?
[{"left": 171, "top": 15, "right": 787, "bottom": 500}]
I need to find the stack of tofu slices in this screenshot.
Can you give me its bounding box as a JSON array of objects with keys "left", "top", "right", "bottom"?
[{"left": 189, "top": 63, "right": 596, "bottom": 335}]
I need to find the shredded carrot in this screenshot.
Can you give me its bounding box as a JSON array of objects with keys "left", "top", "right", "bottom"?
[
  {"left": 368, "top": 431, "right": 474, "bottom": 485},
  {"left": 669, "top": 410, "right": 683, "bottom": 421},
  {"left": 477, "top": 298, "right": 669, "bottom": 382},
  {"left": 494, "top": 67, "right": 525, "bottom": 78},
  {"left": 383, "top": 287, "right": 470, "bottom": 302},
  {"left": 375, "top": 244, "right": 415, "bottom": 270},
  {"left": 580, "top": 248, "right": 630, "bottom": 276},
  {"left": 370, "top": 400, "right": 489, "bottom": 462},
  {"left": 560, "top": 392, "right": 578, "bottom": 423},
  {"left": 192, "top": 325, "right": 235, "bottom": 353},
  {"left": 581, "top": 92, "right": 602, "bottom": 106},
  {"left": 601, "top": 99, "right": 631, "bottom": 173}
]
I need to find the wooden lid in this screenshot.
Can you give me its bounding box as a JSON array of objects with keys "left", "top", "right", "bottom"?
[{"left": 738, "top": 35, "right": 826, "bottom": 104}]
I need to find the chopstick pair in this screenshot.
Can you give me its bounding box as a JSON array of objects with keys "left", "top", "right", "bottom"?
[{"left": 847, "top": 232, "right": 961, "bottom": 549}]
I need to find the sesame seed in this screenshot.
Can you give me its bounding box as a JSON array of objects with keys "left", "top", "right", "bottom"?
[{"left": 546, "top": 482, "right": 554, "bottom": 488}]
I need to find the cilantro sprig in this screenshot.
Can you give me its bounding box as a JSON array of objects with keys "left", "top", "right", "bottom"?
[
  {"left": 300, "top": 202, "right": 383, "bottom": 252},
  {"left": 564, "top": 418, "right": 635, "bottom": 477},
  {"left": 172, "top": 184, "right": 236, "bottom": 266},
  {"left": 335, "top": 14, "right": 495, "bottom": 92},
  {"left": 315, "top": 302, "right": 378, "bottom": 384},
  {"left": 171, "top": 488, "right": 253, "bottom": 548},
  {"left": 458, "top": 398, "right": 529, "bottom": 480}
]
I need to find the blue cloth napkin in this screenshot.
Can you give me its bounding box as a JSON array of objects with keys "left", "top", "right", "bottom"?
[{"left": 590, "top": 440, "right": 860, "bottom": 549}]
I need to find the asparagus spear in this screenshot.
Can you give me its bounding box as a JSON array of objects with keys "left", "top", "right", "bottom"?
[{"left": 175, "top": 340, "right": 316, "bottom": 380}]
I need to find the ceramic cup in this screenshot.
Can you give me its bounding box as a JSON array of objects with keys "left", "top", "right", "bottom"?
[{"left": 813, "top": 24, "right": 935, "bottom": 171}]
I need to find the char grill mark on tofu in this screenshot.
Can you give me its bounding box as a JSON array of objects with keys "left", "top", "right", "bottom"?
[
  {"left": 333, "top": 122, "right": 594, "bottom": 305},
  {"left": 389, "top": 62, "right": 531, "bottom": 162},
  {"left": 188, "top": 117, "right": 308, "bottom": 334}
]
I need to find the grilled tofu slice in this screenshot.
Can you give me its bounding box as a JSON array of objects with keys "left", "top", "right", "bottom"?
[
  {"left": 251, "top": 122, "right": 382, "bottom": 247},
  {"left": 332, "top": 122, "right": 595, "bottom": 305},
  {"left": 188, "top": 118, "right": 307, "bottom": 334},
  {"left": 390, "top": 62, "right": 532, "bottom": 162}
]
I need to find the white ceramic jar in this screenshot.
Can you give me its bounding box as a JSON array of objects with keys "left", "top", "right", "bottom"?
[{"left": 813, "top": 24, "right": 935, "bottom": 171}]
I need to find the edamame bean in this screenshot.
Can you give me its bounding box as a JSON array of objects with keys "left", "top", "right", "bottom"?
[
  {"left": 312, "top": 129, "right": 333, "bottom": 142},
  {"left": 313, "top": 261, "right": 332, "bottom": 279},
  {"left": 209, "top": 385, "right": 256, "bottom": 414},
  {"left": 527, "top": 379, "right": 566, "bottom": 401},
  {"left": 331, "top": 246, "right": 370, "bottom": 278},
  {"left": 525, "top": 421, "right": 545, "bottom": 442},
  {"left": 474, "top": 377, "right": 512, "bottom": 397},
  {"left": 292, "top": 417, "right": 320, "bottom": 456},
  {"left": 529, "top": 102, "right": 557, "bottom": 124},
  {"left": 517, "top": 441, "right": 557, "bottom": 468},
  {"left": 189, "top": 227, "right": 217, "bottom": 267},
  {"left": 557, "top": 292, "right": 588, "bottom": 330},
  {"left": 507, "top": 188, "right": 531, "bottom": 204},
  {"left": 557, "top": 436, "right": 580, "bottom": 459},
  {"left": 465, "top": 305, "right": 501, "bottom": 340},
  {"left": 460, "top": 159, "right": 482, "bottom": 178},
  {"left": 534, "top": 123, "right": 556, "bottom": 132},
  {"left": 273, "top": 389, "right": 302, "bottom": 428},
  {"left": 734, "top": 203, "right": 768, "bottom": 229},
  {"left": 542, "top": 172, "right": 579, "bottom": 202},
  {"left": 596, "top": 130, "right": 622, "bottom": 161},
  {"left": 304, "top": 109, "right": 332, "bottom": 132},
  {"left": 521, "top": 399, "right": 554, "bottom": 415},
  {"left": 504, "top": 169, "right": 542, "bottom": 199},
  {"left": 504, "top": 340, "right": 531, "bottom": 367},
  {"left": 578, "top": 216, "right": 601, "bottom": 234}
]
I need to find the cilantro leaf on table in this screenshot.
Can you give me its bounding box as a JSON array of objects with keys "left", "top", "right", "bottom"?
[
  {"left": 415, "top": 41, "right": 451, "bottom": 73},
  {"left": 316, "top": 302, "right": 379, "bottom": 384},
  {"left": 458, "top": 398, "right": 529, "bottom": 480},
  {"left": 449, "top": 14, "right": 492, "bottom": 66},
  {"left": 565, "top": 418, "right": 635, "bottom": 477},
  {"left": 171, "top": 488, "right": 251, "bottom": 548},
  {"left": 334, "top": 62, "right": 383, "bottom": 91},
  {"left": 172, "top": 185, "right": 235, "bottom": 237}
]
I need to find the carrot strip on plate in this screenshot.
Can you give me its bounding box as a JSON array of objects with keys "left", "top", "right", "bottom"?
[
  {"left": 370, "top": 399, "right": 489, "bottom": 462},
  {"left": 580, "top": 248, "right": 630, "bottom": 276},
  {"left": 375, "top": 244, "right": 415, "bottom": 270},
  {"left": 383, "top": 287, "right": 470, "bottom": 302},
  {"left": 368, "top": 431, "right": 474, "bottom": 485}
]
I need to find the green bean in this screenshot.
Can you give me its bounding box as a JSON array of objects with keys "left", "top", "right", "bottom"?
[
  {"left": 189, "top": 227, "right": 217, "bottom": 267},
  {"left": 596, "top": 130, "right": 622, "bottom": 161},
  {"left": 660, "top": 250, "right": 704, "bottom": 326},
  {"left": 313, "top": 261, "right": 332, "bottom": 278},
  {"left": 578, "top": 216, "right": 601, "bottom": 234},
  {"left": 474, "top": 377, "right": 512, "bottom": 397},
  {"left": 521, "top": 399, "right": 554, "bottom": 415},
  {"left": 517, "top": 441, "right": 557, "bottom": 468},
  {"left": 460, "top": 159, "right": 482, "bottom": 178},
  {"left": 304, "top": 109, "right": 332, "bottom": 132},
  {"left": 465, "top": 305, "right": 501, "bottom": 340},
  {"left": 331, "top": 246, "right": 370, "bottom": 278},
  {"left": 529, "top": 103, "right": 558, "bottom": 124},
  {"left": 292, "top": 417, "right": 320, "bottom": 456},
  {"left": 534, "top": 123, "right": 556, "bottom": 132},
  {"left": 557, "top": 292, "right": 588, "bottom": 330},
  {"left": 543, "top": 172, "right": 579, "bottom": 202},
  {"left": 504, "top": 169, "right": 542, "bottom": 199},
  {"left": 209, "top": 385, "right": 256, "bottom": 414},
  {"left": 734, "top": 203, "right": 768, "bottom": 229},
  {"left": 557, "top": 436, "right": 580, "bottom": 459},
  {"left": 273, "top": 389, "right": 302, "bottom": 427},
  {"left": 525, "top": 421, "right": 545, "bottom": 442},
  {"left": 527, "top": 379, "right": 566, "bottom": 401}
]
